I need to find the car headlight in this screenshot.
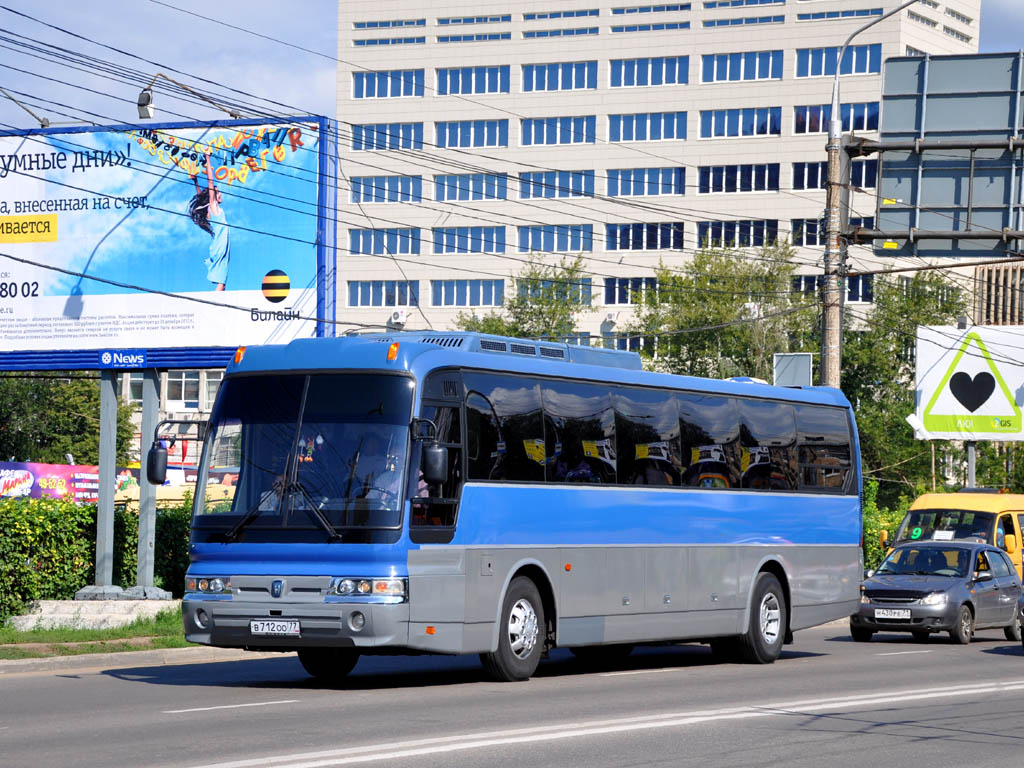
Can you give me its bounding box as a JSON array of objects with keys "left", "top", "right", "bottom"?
[
  {"left": 186, "top": 576, "right": 232, "bottom": 594},
  {"left": 920, "top": 592, "right": 947, "bottom": 606},
  {"left": 860, "top": 594, "right": 871, "bottom": 605},
  {"left": 328, "top": 577, "right": 407, "bottom": 599}
]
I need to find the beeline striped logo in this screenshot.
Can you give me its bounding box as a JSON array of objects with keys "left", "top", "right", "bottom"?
[{"left": 261, "top": 270, "right": 290, "bottom": 303}]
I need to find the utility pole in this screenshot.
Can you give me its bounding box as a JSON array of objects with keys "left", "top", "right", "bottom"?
[{"left": 822, "top": 0, "right": 921, "bottom": 388}]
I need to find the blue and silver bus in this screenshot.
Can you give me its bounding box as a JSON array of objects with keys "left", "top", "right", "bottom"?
[{"left": 157, "top": 332, "right": 862, "bottom": 682}]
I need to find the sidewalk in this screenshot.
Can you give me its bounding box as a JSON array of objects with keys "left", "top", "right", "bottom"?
[{"left": 0, "top": 645, "right": 294, "bottom": 676}]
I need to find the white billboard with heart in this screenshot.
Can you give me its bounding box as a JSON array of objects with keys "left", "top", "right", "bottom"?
[{"left": 916, "top": 326, "right": 1024, "bottom": 441}]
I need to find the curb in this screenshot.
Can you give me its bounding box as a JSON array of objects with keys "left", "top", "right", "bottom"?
[{"left": 0, "top": 646, "right": 294, "bottom": 676}]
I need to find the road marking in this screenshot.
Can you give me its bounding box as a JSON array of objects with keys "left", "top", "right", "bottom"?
[
  {"left": 189, "top": 679, "right": 1024, "bottom": 768},
  {"left": 164, "top": 700, "right": 298, "bottom": 714},
  {"left": 876, "top": 650, "right": 933, "bottom": 656},
  {"left": 600, "top": 667, "right": 685, "bottom": 677}
]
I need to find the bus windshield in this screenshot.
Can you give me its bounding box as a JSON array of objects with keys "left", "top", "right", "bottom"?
[
  {"left": 193, "top": 373, "right": 413, "bottom": 543},
  {"left": 894, "top": 508, "right": 995, "bottom": 545}
]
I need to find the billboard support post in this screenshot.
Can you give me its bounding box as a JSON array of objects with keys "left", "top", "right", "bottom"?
[
  {"left": 967, "top": 441, "right": 976, "bottom": 487},
  {"left": 136, "top": 369, "right": 159, "bottom": 591}
]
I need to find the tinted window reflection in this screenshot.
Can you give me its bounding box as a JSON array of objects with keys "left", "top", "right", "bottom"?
[
  {"left": 737, "top": 399, "right": 796, "bottom": 491},
  {"left": 614, "top": 387, "right": 681, "bottom": 485},
  {"left": 679, "top": 394, "right": 739, "bottom": 488},
  {"left": 542, "top": 380, "right": 616, "bottom": 484}
]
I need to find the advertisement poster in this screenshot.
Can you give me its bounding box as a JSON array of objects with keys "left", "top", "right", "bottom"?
[
  {"left": 0, "top": 461, "right": 132, "bottom": 503},
  {"left": 915, "top": 326, "right": 1024, "bottom": 441},
  {"left": 0, "top": 119, "right": 321, "bottom": 352}
]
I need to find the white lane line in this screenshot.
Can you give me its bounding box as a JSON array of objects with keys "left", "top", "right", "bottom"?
[
  {"left": 164, "top": 700, "right": 299, "bottom": 714},
  {"left": 600, "top": 667, "right": 686, "bottom": 677},
  {"left": 189, "top": 679, "right": 1024, "bottom": 768},
  {"left": 876, "top": 650, "right": 933, "bottom": 656}
]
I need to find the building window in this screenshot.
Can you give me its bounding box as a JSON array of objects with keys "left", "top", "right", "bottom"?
[
  {"left": 906, "top": 45, "right": 927, "bottom": 56},
  {"left": 701, "top": 50, "right": 782, "bottom": 82},
  {"left": 353, "top": 36, "right": 425, "bottom": 46},
  {"left": 349, "top": 228, "right": 421, "bottom": 255},
  {"left": 518, "top": 277, "right": 593, "bottom": 304},
  {"left": 698, "top": 164, "right": 779, "bottom": 193},
  {"left": 204, "top": 372, "right": 223, "bottom": 411},
  {"left": 609, "top": 112, "right": 686, "bottom": 141},
  {"left": 438, "top": 33, "right": 512, "bottom": 42},
  {"left": 524, "top": 9, "right": 600, "bottom": 19},
  {"left": 116, "top": 372, "right": 144, "bottom": 404},
  {"left": 431, "top": 279, "right": 504, "bottom": 306},
  {"left": 703, "top": 15, "right": 784, "bottom": 27},
  {"left": 437, "top": 65, "right": 510, "bottom": 94},
  {"left": 919, "top": 0, "right": 938, "bottom": 7},
  {"left": 907, "top": 10, "right": 938, "bottom": 27},
  {"left": 796, "top": 44, "right": 882, "bottom": 77},
  {"left": 610, "top": 56, "right": 689, "bottom": 86},
  {"left": 436, "top": 119, "right": 509, "bottom": 148},
  {"left": 354, "top": 19, "right": 425, "bottom": 29},
  {"left": 604, "top": 277, "right": 658, "bottom": 305},
  {"left": 438, "top": 14, "right": 512, "bottom": 24},
  {"left": 523, "top": 27, "right": 599, "bottom": 38},
  {"left": 435, "top": 173, "right": 508, "bottom": 201},
  {"left": 348, "top": 280, "right": 420, "bottom": 307},
  {"left": 797, "top": 9, "right": 883, "bottom": 21},
  {"left": 523, "top": 61, "right": 598, "bottom": 91},
  {"left": 608, "top": 167, "right": 685, "bottom": 196},
  {"left": 353, "top": 70, "right": 424, "bottom": 98},
  {"left": 699, "top": 107, "right": 780, "bottom": 137},
  {"left": 432, "top": 226, "right": 507, "bottom": 254},
  {"left": 698, "top": 220, "right": 778, "bottom": 247},
  {"left": 792, "top": 216, "right": 873, "bottom": 246},
  {"left": 166, "top": 370, "right": 200, "bottom": 410},
  {"left": 520, "top": 170, "right": 595, "bottom": 199},
  {"left": 606, "top": 222, "right": 684, "bottom": 250},
  {"left": 792, "top": 275, "right": 873, "bottom": 303},
  {"left": 794, "top": 102, "right": 879, "bottom": 134},
  {"left": 351, "top": 123, "right": 423, "bottom": 150},
  {"left": 350, "top": 176, "right": 422, "bottom": 203},
  {"left": 792, "top": 159, "right": 876, "bottom": 190},
  {"left": 613, "top": 4, "right": 691, "bottom": 13},
  {"left": 611, "top": 21, "right": 690, "bottom": 32},
  {"left": 945, "top": 8, "right": 972, "bottom": 25},
  {"left": 518, "top": 224, "right": 594, "bottom": 252},
  {"left": 943, "top": 26, "right": 971, "bottom": 43},
  {"left": 704, "top": 0, "right": 782, "bottom": 6},
  {"left": 521, "top": 115, "right": 596, "bottom": 145}
]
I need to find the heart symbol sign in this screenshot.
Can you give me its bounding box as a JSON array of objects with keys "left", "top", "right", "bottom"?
[{"left": 949, "top": 371, "right": 995, "bottom": 413}]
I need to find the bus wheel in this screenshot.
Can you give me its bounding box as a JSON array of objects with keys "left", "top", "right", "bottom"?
[
  {"left": 297, "top": 647, "right": 360, "bottom": 682},
  {"left": 481, "top": 576, "right": 545, "bottom": 682},
  {"left": 738, "top": 572, "right": 787, "bottom": 664}
]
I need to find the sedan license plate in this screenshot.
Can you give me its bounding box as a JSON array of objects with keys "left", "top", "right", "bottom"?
[
  {"left": 250, "top": 619, "right": 300, "bottom": 636},
  {"left": 874, "top": 608, "right": 911, "bottom": 620}
]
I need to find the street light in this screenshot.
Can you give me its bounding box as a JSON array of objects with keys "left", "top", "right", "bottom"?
[
  {"left": 137, "top": 72, "right": 243, "bottom": 120},
  {"left": 821, "top": 0, "right": 921, "bottom": 388}
]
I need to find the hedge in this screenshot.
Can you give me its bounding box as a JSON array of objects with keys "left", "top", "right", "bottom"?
[{"left": 0, "top": 496, "right": 192, "bottom": 624}]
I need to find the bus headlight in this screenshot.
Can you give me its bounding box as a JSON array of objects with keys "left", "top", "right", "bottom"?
[
  {"left": 328, "top": 577, "right": 407, "bottom": 599},
  {"left": 186, "top": 576, "right": 232, "bottom": 594}
]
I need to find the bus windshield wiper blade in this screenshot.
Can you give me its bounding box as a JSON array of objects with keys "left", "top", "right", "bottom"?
[
  {"left": 222, "top": 499, "right": 271, "bottom": 542},
  {"left": 288, "top": 480, "right": 342, "bottom": 542}
]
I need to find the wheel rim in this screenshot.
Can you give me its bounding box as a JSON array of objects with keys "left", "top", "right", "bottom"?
[
  {"left": 507, "top": 598, "right": 539, "bottom": 659},
  {"left": 759, "top": 592, "right": 781, "bottom": 645},
  {"left": 961, "top": 609, "right": 972, "bottom": 637}
]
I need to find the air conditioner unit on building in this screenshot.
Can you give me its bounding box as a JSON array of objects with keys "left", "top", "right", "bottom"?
[
  {"left": 604, "top": 311, "right": 619, "bottom": 325},
  {"left": 387, "top": 309, "right": 408, "bottom": 329}
]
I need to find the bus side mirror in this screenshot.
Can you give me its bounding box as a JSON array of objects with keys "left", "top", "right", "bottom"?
[
  {"left": 422, "top": 443, "right": 448, "bottom": 487},
  {"left": 1006, "top": 534, "right": 1018, "bottom": 555},
  {"left": 147, "top": 441, "right": 168, "bottom": 486},
  {"left": 879, "top": 529, "right": 889, "bottom": 547}
]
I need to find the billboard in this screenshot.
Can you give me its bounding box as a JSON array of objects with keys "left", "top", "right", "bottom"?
[
  {"left": 915, "top": 325, "right": 1024, "bottom": 441},
  {"left": 0, "top": 118, "right": 327, "bottom": 360}
]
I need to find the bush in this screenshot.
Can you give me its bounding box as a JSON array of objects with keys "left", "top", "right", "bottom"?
[
  {"left": 155, "top": 497, "right": 192, "bottom": 598},
  {"left": 861, "top": 479, "right": 909, "bottom": 571}
]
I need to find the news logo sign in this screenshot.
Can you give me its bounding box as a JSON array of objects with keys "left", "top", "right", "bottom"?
[{"left": 98, "top": 349, "right": 147, "bottom": 369}]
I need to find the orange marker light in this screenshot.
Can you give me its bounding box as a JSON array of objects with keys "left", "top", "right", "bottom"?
[
  {"left": 425, "top": 626, "right": 436, "bottom": 635},
  {"left": 564, "top": 563, "right": 572, "bottom": 572},
  {"left": 387, "top": 342, "right": 400, "bottom": 361},
  {"left": 234, "top": 346, "right": 246, "bottom": 364}
]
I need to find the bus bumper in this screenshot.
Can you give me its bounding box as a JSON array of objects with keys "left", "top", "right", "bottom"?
[{"left": 182, "top": 596, "right": 410, "bottom": 649}]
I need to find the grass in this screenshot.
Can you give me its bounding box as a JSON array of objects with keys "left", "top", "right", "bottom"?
[{"left": 0, "top": 606, "right": 190, "bottom": 659}]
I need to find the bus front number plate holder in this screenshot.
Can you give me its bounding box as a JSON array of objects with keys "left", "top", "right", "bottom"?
[{"left": 250, "top": 619, "right": 301, "bottom": 636}]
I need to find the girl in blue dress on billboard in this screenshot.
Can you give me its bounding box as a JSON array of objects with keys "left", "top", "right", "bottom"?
[{"left": 188, "top": 148, "right": 229, "bottom": 291}]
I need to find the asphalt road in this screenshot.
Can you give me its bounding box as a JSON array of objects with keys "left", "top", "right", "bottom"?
[{"left": 4, "top": 623, "right": 1024, "bottom": 768}]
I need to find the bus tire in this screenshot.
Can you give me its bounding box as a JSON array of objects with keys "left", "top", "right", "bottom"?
[
  {"left": 481, "top": 576, "right": 545, "bottom": 682},
  {"left": 738, "top": 572, "right": 787, "bottom": 664},
  {"left": 297, "top": 647, "right": 360, "bottom": 682}
]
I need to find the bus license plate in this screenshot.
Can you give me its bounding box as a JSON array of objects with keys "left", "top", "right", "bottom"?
[
  {"left": 874, "top": 608, "right": 911, "bottom": 620},
  {"left": 250, "top": 619, "right": 300, "bottom": 636}
]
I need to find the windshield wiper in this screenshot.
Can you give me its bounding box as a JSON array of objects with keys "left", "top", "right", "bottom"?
[
  {"left": 288, "top": 480, "right": 342, "bottom": 542},
  {"left": 221, "top": 497, "right": 272, "bottom": 542}
]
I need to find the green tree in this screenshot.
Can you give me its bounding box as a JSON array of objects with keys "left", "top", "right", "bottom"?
[
  {"left": 455, "top": 256, "right": 590, "bottom": 340},
  {"left": 629, "top": 242, "right": 815, "bottom": 380},
  {"left": 0, "top": 373, "right": 135, "bottom": 465},
  {"left": 841, "top": 272, "right": 966, "bottom": 506}
]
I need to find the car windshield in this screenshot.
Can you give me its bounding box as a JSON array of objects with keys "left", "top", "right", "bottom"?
[
  {"left": 192, "top": 373, "right": 413, "bottom": 543},
  {"left": 895, "top": 508, "right": 994, "bottom": 544},
  {"left": 876, "top": 547, "right": 969, "bottom": 577}
]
